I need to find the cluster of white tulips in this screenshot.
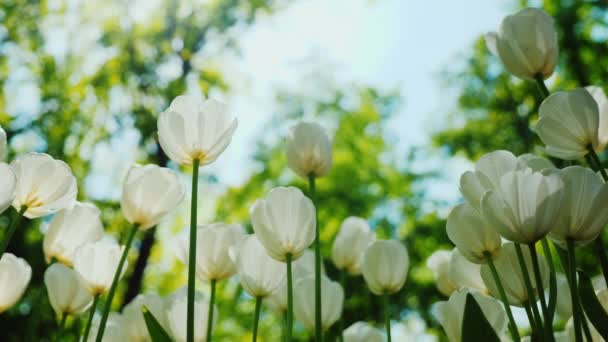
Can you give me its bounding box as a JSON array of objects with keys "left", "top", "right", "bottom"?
[
  {"left": 0, "top": 94, "right": 411, "bottom": 341},
  {"left": 430, "top": 7, "right": 608, "bottom": 342}
]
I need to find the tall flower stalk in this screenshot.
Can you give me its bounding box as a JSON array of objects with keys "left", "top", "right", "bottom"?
[
  {"left": 82, "top": 294, "right": 99, "bottom": 342},
  {"left": 0, "top": 206, "right": 27, "bottom": 256},
  {"left": 206, "top": 278, "right": 216, "bottom": 342},
  {"left": 513, "top": 244, "right": 544, "bottom": 339},
  {"left": 252, "top": 296, "right": 262, "bottom": 342},
  {"left": 484, "top": 252, "right": 520, "bottom": 342},
  {"left": 286, "top": 253, "right": 294, "bottom": 341},
  {"left": 383, "top": 293, "right": 392, "bottom": 342},
  {"left": 188, "top": 158, "right": 200, "bottom": 342},
  {"left": 308, "top": 173, "right": 322, "bottom": 342},
  {"left": 566, "top": 238, "right": 583, "bottom": 342}
]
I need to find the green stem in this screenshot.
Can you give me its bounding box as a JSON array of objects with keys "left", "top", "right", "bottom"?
[
  {"left": 541, "top": 239, "right": 557, "bottom": 326},
  {"left": 528, "top": 243, "right": 552, "bottom": 341},
  {"left": 95, "top": 224, "right": 139, "bottom": 342},
  {"left": 514, "top": 243, "right": 544, "bottom": 340},
  {"left": 187, "top": 158, "right": 200, "bottom": 342},
  {"left": 534, "top": 73, "right": 550, "bottom": 99},
  {"left": 587, "top": 147, "right": 608, "bottom": 180},
  {"left": 484, "top": 253, "right": 520, "bottom": 342},
  {"left": 383, "top": 292, "right": 391, "bottom": 342},
  {"left": 339, "top": 269, "right": 345, "bottom": 342},
  {"left": 206, "top": 279, "right": 216, "bottom": 342},
  {"left": 82, "top": 294, "right": 99, "bottom": 342},
  {"left": 308, "top": 173, "right": 322, "bottom": 342},
  {"left": 56, "top": 311, "right": 68, "bottom": 342},
  {"left": 286, "top": 253, "right": 293, "bottom": 342},
  {"left": 592, "top": 236, "right": 608, "bottom": 288},
  {"left": 252, "top": 296, "right": 262, "bottom": 342},
  {"left": 0, "top": 206, "right": 27, "bottom": 256},
  {"left": 523, "top": 301, "right": 538, "bottom": 334},
  {"left": 566, "top": 238, "right": 582, "bottom": 342}
]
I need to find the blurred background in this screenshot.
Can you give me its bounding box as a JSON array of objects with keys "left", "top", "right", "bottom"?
[{"left": 1, "top": 0, "right": 607, "bottom": 340}]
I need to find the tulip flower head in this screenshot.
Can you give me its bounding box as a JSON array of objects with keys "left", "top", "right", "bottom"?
[
  {"left": 123, "top": 293, "right": 169, "bottom": 342},
  {"left": 480, "top": 242, "right": 549, "bottom": 307},
  {"left": 361, "top": 240, "right": 409, "bottom": 295},
  {"left": 586, "top": 86, "right": 608, "bottom": 152},
  {"left": 176, "top": 223, "right": 245, "bottom": 282},
  {"left": 250, "top": 186, "right": 316, "bottom": 261},
  {"left": 331, "top": 216, "right": 375, "bottom": 275},
  {"left": 43, "top": 202, "right": 104, "bottom": 265},
  {"left": 231, "top": 234, "right": 285, "bottom": 298},
  {"left": 485, "top": 8, "right": 558, "bottom": 80},
  {"left": 536, "top": 89, "right": 601, "bottom": 160},
  {"left": 286, "top": 121, "right": 333, "bottom": 179},
  {"left": 426, "top": 250, "right": 458, "bottom": 296},
  {"left": 74, "top": 239, "right": 126, "bottom": 295},
  {"left": 343, "top": 321, "right": 384, "bottom": 342},
  {"left": 167, "top": 290, "right": 216, "bottom": 342},
  {"left": 434, "top": 289, "right": 507, "bottom": 342},
  {"left": 447, "top": 248, "right": 487, "bottom": 294},
  {"left": 446, "top": 203, "right": 501, "bottom": 263},
  {"left": 0, "top": 253, "right": 32, "bottom": 313},
  {"left": 11, "top": 152, "right": 77, "bottom": 219},
  {"left": 0, "top": 163, "right": 16, "bottom": 215},
  {"left": 121, "top": 164, "right": 185, "bottom": 230},
  {"left": 157, "top": 95, "right": 238, "bottom": 166},
  {"left": 44, "top": 263, "right": 92, "bottom": 316},
  {"left": 294, "top": 275, "right": 344, "bottom": 332}
]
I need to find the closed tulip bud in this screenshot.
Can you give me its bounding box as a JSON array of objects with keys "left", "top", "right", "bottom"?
[
  {"left": 167, "top": 290, "right": 216, "bottom": 342},
  {"left": 43, "top": 202, "right": 104, "bottom": 265},
  {"left": 121, "top": 164, "right": 184, "bottom": 230},
  {"left": 0, "top": 253, "right": 31, "bottom": 313},
  {"left": 485, "top": 8, "right": 557, "bottom": 80},
  {"left": 294, "top": 275, "right": 343, "bottom": 332},
  {"left": 87, "top": 313, "right": 128, "bottom": 342},
  {"left": 361, "top": 240, "right": 409, "bottom": 295},
  {"left": 555, "top": 273, "right": 571, "bottom": 319},
  {"left": 44, "top": 263, "right": 92, "bottom": 316},
  {"left": 250, "top": 186, "right": 316, "bottom": 261},
  {"left": 157, "top": 95, "right": 238, "bottom": 166},
  {"left": 343, "top": 321, "right": 384, "bottom": 342},
  {"left": 481, "top": 242, "right": 548, "bottom": 307},
  {"left": 0, "top": 125, "right": 6, "bottom": 161},
  {"left": 11, "top": 153, "right": 77, "bottom": 218},
  {"left": 331, "top": 217, "right": 375, "bottom": 274},
  {"left": 286, "top": 121, "right": 333, "bottom": 178},
  {"left": 446, "top": 203, "right": 501, "bottom": 263},
  {"left": 546, "top": 166, "right": 608, "bottom": 246},
  {"left": 74, "top": 239, "right": 127, "bottom": 295},
  {"left": 0, "top": 163, "right": 16, "bottom": 215},
  {"left": 176, "top": 223, "right": 245, "bottom": 282},
  {"left": 434, "top": 289, "right": 508, "bottom": 342},
  {"left": 123, "top": 294, "right": 169, "bottom": 342},
  {"left": 586, "top": 86, "right": 608, "bottom": 152},
  {"left": 536, "top": 89, "right": 601, "bottom": 160},
  {"left": 448, "top": 248, "right": 487, "bottom": 293},
  {"left": 426, "top": 250, "right": 458, "bottom": 296},
  {"left": 232, "top": 235, "right": 285, "bottom": 298},
  {"left": 481, "top": 168, "right": 563, "bottom": 244}
]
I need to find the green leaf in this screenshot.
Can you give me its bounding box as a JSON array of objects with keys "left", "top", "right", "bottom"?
[
  {"left": 578, "top": 270, "right": 608, "bottom": 340},
  {"left": 461, "top": 293, "right": 501, "bottom": 342},
  {"left": 142, "top": 305, "right": 173, "bottom": 342}
]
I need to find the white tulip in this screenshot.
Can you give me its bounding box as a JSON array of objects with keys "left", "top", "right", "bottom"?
[
  {"left": 434, "top": 289, "right": 508, "bottom": 342},
  {"left": 447, "top": 248, "right": 487, "bottom": 293},
  {"left": 446, "top": 203, "right": 501, "bottom": 263},
  {"left": 74, "top": 239, "right": 126, "bottom": 295},
  {"left": 294, "top": 275, "right": 343, "bottom": 332},
  {"left": 480, "top": 168, "right": 563, "bottom": 244},
  {"left": 123, "top": 293, "right": 169, "bottom": 342},
  {"left": 343, "top": 321, "right": 383, "bottom": 342},
  {"left": 250, "top": 186, "right": 316, "bottom": 261},
  {"left": 361, "top": 240, "right": 409, "bottom": 295},
  {"left": 176, "top": 223, "right": 244, "bottom": 282},
  {"left": 43, "top": 202, "right": 104, "bottom": 265},
  {"left": 44, "top": 263, "right": 92, "bottom": 316},
  {"left": 555, "top": 273, "right": 571, "bottom": 320},
  {"left": 426, "top": 250, "right": 458, "bottom": 296},
  {"left": 485, "top": 8, "right": 558, "bottom": 80},
  {"left": 87, "top": 313, "right": 128, "bottom": 342},
  {"left": 536, "top": 89, "right": 600, "bottom": 160},
  {"left": 11, "top": 152, "right": 77, "bottom": 218},
  {"left": 121, "top": 164, "right": 184, "bottom": 230},
  {"left": 0, "top": 253, "right": 31, "bottom": 313},
  {"left": 167, "top": 290, "right": 216, "bottom": 342},
  {"left": 0, "top": 124, "right": 6, "bottom": 161},
  {"left": 480, "top": 242, "right": 548, "bottom": 307},
  {"left": 546, "top": 166, "right": 608, "bottom": 247},
  {"left": 331, "top": 216, "right": 375, "bottom": 275},
  {"left": 0, "top": 163, "right": 16, "bottom": 215},
  {"left": 157, "top": 95, "right": 237, "bottom": 166},
  {"left": 586, "top": 86, "right": 608, "bottom": 152},
  {"left": 232, "top": 235, "right": 285, "bottom": 298},
  {"left": 286, "top": 121, "right": 333, "bottom": 178}
]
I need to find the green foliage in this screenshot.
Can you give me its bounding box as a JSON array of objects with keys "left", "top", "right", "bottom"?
[
  {"left": 461, "top": 293, "right": 500, "bottom": 342},
  {"left": 578, "top": 271, "right": 608, "bottom": 340},
  {"left": 143, "top": 305, "right": 173, "bottom": 342}
]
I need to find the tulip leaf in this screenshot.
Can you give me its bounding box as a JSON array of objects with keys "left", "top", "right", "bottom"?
[
  {"left": 461, "top": 293, "right": 500, "bottom": 342},
  {"left": 577, "top": 271, "right": 608, "bottom": 340},
  {"left": 142, "top": 305, "right": 173, "bottom": 342}
]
